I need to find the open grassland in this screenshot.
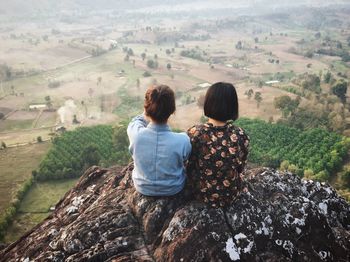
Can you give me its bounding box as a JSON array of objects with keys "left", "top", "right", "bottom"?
[
  {"left": 4, "top": 178, "right": 78, "bottom": 243},
  {"left": 0, "top": 142, "right": 51, "bottom": 213}
]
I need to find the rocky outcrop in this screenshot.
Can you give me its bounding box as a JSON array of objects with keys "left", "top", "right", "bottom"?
[{"left": 1, "top": 164, "right": 349, "bottom": 261}]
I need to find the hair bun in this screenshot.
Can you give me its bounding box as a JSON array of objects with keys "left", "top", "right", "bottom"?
[{"left": 151, "top": 87, "right": 160, "bottom": 101}]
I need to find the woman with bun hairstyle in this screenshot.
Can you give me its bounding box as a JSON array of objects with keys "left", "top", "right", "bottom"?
[
  {"left": 127, "top": 85, "right": 192, "bottom": 196},
  {"left": 187, "top": 82, "right": 250, "bottom": 208}
]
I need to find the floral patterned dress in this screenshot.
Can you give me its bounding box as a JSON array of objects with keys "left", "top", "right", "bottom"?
[{"left": 186, "top": 121, "right": 250, "bottom": 208}]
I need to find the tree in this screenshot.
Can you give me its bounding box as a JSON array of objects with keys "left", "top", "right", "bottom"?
[
  {"left": 45, "top": 96, "right": 52, "bottom": 109},
  {"left": 324, "top": 71, "right": 332, "bottom": 84},
  {"left": 274, "top": 95, "right": 299, "bottom": 118},
  {"left": 80, "top": 144, "right": 101, "bottom": 170},
  {"left": 304, "top": 50, "right": 313, "bottom": 58},
  {"left": 113, "top": 124, "right": 129, "bottom": 151},
  {"left": 143, "top": 71, "right": 152, "bottom": 77},
  {"left": 72, "top": 115, "right": 80, "bottom": 124},
  {"left": 141, "top": 53, "right": 146, "bottom": 61},
  {"left": 127, "top": 48, "right": 134, "bottom": 56},
  {"left": 165, "top": 49, "right": 171, "bottom": 55},
  {"left": 1, "top": 141, "right": 6, "bottom": 149},
  {"left": 235, "top": 41, "right": 243, "bottom": 50},
  {"left": 342, "top": 168, "right": 350, "bottom": 187},
  {"left": 246, "top": 89, "right": 254, "bottom": 99},
  {"left": 254, "top": 37, "right": 259, "bottom": 43},
  {"left": 154, "top": 54, "right": 158, "bottom": 60},
  {"left": 254, "top": 92, "right": 262, "bottom": 108},
  {"left": 37, "top": 136, "right": 43, "bottom": 143},
  {"left": 0, "top": 112, "right": 4, "bottom": 120},
  {"left": 280, "top": 160, "right": 290, "bottom": 171},
  {"left": 147, "top": 59, "right": 158, "bottom": 69},
  {"left": 304, "top": 169, "right": 314, "bottom": 179},
  {"left": 301, "top": 74, "right": 321, "bottom": 94},
  {"left": 332, "top": 81, "right": 348, "bottom": 103},
  {"left": 166, "top": 63, "right": 171, "bottom": 70}
]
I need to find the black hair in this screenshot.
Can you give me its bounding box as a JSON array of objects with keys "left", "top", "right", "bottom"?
[{"left": 203, "top": 82, "right": 239, "bottom": 122}]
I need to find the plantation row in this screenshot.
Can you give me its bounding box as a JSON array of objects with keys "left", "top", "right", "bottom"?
[
  {"left": 236, "top": 118, "right": 350, "bottom": 180},
  {"left": 35, "top": 125, "right": 129, "bottom": 180},
  {"left": 35, "top": 119, "right": 349, "bottom": 182},
  {"left": 0, "top": 177, "right": 33, "bottom": 240}
]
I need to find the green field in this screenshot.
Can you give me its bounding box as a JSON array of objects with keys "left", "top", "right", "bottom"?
[
  {"left": 0, "top": 142, "right": 51, "bottom": 213},
  {"left": 0, "top": 119, "right": 34, "bottom": 132},
  {"left": 236, "top": 118, "right": 349, "bottom": 179},
  {"left": 4, "top": 178, "right": 78, "bottom": 243}
]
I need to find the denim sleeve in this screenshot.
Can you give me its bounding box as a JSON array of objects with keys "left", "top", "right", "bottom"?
[{"left": 127, "top": 114, "right": 149, "bottom": 154}]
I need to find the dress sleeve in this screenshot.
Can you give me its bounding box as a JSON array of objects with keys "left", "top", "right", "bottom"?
[
  {"left": 185, "top": 126, "right": 200, "bottom": 183},
  {"left": 236, "top": 128, "right": 250, "bottom": 173},
  {"left": 127, "top": 114, "right": 149, "bottom": 154},
  {"left": 183, "top": 134, "right": 192, "bottom": 161}
]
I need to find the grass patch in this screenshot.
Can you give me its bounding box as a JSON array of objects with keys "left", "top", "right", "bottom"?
[
  {"left": 0, "top": 142, "right": 51, "bottom": 213},
  {"left": 331, "top": 60, "right": 349, "bottom": 75},
  {"left": 18, "top": 179, "right": 78, "bottom": 213},
  {"left": 0, "top": 119, "right": 34, "bottom": 132},
  {"left": 4, "top": 178, "right": 78, "bottom": 243}
]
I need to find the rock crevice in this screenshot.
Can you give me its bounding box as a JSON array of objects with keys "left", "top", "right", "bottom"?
[{"left": 1, "top": 164, "right": 349, "bottom": 261}]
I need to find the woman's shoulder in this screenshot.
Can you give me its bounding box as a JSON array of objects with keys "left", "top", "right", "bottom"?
[
  {"left": 187, "top": 123, "right": 210, "bottom": 136},
  {"left": 227, "top": 122, "right": 249, "bottom": 138}
]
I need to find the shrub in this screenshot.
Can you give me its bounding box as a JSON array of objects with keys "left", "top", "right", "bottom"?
[{"left": 143, "top": 71, "right": 152, "bottom": 77}]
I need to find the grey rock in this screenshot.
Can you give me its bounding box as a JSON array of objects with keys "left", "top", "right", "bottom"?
[{"left": 1, "top": 165, "right": 349, "bottom": 261}]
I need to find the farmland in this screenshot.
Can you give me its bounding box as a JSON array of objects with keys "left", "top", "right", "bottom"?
[{"left": 0, "top": 0, "right": 349, "bottom": 244}]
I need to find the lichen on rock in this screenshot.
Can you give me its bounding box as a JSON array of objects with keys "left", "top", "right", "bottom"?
[{"left": 1, "top": 165, "right": 349, "bottom": 261}]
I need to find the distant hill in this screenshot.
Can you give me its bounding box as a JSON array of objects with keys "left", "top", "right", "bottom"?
[{"left": 0, "top": 0, "right": 349, "bottom": 16}]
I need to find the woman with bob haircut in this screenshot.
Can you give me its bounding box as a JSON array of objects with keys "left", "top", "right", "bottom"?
[
  {"left": 187, "top": 82, "right": 250, "bottom": 208},
  {"left": 127, "top": 84, "right": 191, "bottom": 196}
]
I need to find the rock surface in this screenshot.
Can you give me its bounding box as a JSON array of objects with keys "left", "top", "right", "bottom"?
[{"left": 1, "top": 164, "right": 349, "bottom": 261}]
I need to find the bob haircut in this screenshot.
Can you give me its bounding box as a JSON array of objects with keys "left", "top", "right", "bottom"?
[
  {"left": 144, "top": 85, "right": 176, "bottom": 123},
  {"left": 204, "top": 82, "right": 239, "bottom": 122}
]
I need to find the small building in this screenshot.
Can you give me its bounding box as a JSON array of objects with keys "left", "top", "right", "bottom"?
[
  {"left": 197, "top": 82, "right": 211, "bottom": 89},
  {"left": 29, "top": 104, "right": 47, "bottom": 110},
  {"left": 265, "top": 80, "right": 280, "bottom": 85}
]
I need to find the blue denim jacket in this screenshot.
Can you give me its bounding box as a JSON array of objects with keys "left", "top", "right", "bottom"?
[{"left": 127, "top": 115, "right": 192, "bottom": 196}]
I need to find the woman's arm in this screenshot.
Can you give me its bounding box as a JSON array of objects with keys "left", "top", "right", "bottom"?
[{"left": 127, "top": 114, "right": 150, "bottom": 153}]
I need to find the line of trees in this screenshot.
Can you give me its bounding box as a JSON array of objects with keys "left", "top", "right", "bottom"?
[
  {"left": 0, "top": 176, "right": 33, "bottom": 240},
  {"left": 34, "top": 125, "right": 130, "bottom": 181},
  {"left": 235, "top": 118, "right": 350, "bottom": 181}
]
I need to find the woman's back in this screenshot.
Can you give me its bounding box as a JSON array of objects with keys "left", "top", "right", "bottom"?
[
  {"left": 127, "top": 85, "right": 191, "bottom": 197},
  {"left": 129, "top": 116, "right": 191, "bottom": 196},
  {"left": 187, "top": 121, "right": 249, "bottom": 208}
]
